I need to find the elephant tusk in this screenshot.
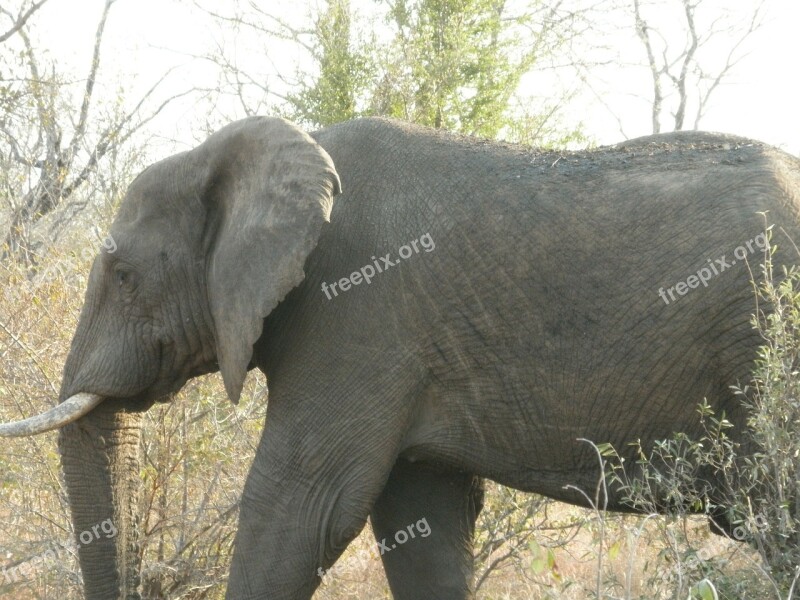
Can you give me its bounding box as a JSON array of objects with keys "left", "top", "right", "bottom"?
[{"left": 0, "top": 393, "right": 104, "bottom": 437}]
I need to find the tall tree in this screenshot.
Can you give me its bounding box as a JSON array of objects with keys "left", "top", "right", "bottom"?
[
  {"left": 288, "top": 0, "right": 372, "bottom": 127},
  {"left": 371, "top": 0, "right": 533, "bottom": 138}
]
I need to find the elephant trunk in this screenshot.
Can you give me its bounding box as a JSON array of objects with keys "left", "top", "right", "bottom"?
[{"left": 58, "top": 401, "right": 144, "bottom": 600}]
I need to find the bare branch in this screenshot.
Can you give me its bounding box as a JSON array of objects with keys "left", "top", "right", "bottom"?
[
  {"left": 68, "top": 0, "right": 115, "bottom": 166},
  {"left": 673, "top": 0, "right": 699, "bottom": 130},
  {"left": 693, "top": 3, "right": 765, "bottom": 128},
  {"left": 574, "top": 63, "right": 629, "bottom": 140},
  {"left": 194, "top": 1, "right": 315, "bottom": 53},
  {"left": 627, "top": 0, "right": 767, "bottom": 133},
  {"left": 60, "top": 86, "right": 197, "bottom": 200},
  {"left": 18, "top": 27, "right": 59, "bottom": 162},
  {"left": 0, "top": 0, "right": 50, "bottom": 44},
  {"left": 633, "top": 0, "right": 662, "bottom": 134}
]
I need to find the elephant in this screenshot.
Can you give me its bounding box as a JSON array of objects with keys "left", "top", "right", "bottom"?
[{"left": 1, "top": 115, "right": 800, "bottom": 600}]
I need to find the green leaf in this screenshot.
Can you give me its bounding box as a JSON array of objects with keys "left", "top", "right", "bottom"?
[
  {"left": 689, "top": 579, "right": 718, "bottom": 600},
  {"left": 608, "top": 540, "right": 621, "bottom": 561},
  {"left": 596, "top": 442, "right": 616, "bottom": 457},
  {"left": 529, "top": 539, "right": 546, "bottom": 575}
]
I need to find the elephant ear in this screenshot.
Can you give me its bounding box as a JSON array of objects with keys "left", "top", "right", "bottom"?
[{"left": 194, "top": 116, "right": 341, "bottom": 403}]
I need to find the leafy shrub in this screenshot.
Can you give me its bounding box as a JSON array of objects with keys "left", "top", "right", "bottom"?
[{"left": 601, "top": 241, "right": 800, "bottom": 599}]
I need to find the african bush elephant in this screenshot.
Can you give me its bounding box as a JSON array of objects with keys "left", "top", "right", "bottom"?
[{"left": 2, "top": 116, "right": 799, "bottom": 599}]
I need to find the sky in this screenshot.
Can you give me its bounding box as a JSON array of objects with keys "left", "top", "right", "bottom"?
[{"left": 19, "top": 0, "right": 800, "bottom": 156}]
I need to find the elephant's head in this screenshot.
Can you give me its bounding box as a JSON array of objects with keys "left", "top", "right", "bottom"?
[{"left": 0, "top": 117, "right": 340, "bottom": 599}]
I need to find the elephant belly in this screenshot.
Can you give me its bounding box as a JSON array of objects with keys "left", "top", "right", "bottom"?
[{"left": 399, "top": 341, "right": 747, "bottom": 509}]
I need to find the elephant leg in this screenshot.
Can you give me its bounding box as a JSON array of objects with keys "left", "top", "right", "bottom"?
[
  {"left": 370, "top": 459, "right": 485, "bottom": 600},
  {"left": 225, "top": 364, "right": 423, "bottom": 599},
  {"left": 226, "top": 429, "right": 397, "bottom": 600}
]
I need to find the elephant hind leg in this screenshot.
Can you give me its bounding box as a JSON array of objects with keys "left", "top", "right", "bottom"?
[{"left": 370, "top": 458, "right": 484, "bottom": 600}]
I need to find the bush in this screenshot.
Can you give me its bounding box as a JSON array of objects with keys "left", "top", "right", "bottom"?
[{"left": 602, "top": 239, "right": 800, "bottom": 599}]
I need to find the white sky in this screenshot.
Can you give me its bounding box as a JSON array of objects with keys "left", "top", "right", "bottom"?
[{"left": 23, "top": 0, "right": 800, "bottom": 155}]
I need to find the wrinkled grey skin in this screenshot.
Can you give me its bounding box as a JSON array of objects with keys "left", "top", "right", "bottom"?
[{"left": 51, "top": 116, "right": 800, "bottom": 599}]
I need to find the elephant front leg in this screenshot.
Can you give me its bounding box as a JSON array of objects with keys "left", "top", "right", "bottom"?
[
  {"left": 225, "top": 418, "right": 401, "bottom": 600},
  {"left": 371, "top": 458, "right": 485, "bottom": 600}
]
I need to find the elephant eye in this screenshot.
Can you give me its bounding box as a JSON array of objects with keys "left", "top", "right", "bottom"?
[{"left": 114, "top": 267, "right": 132, "bottom": 289}]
